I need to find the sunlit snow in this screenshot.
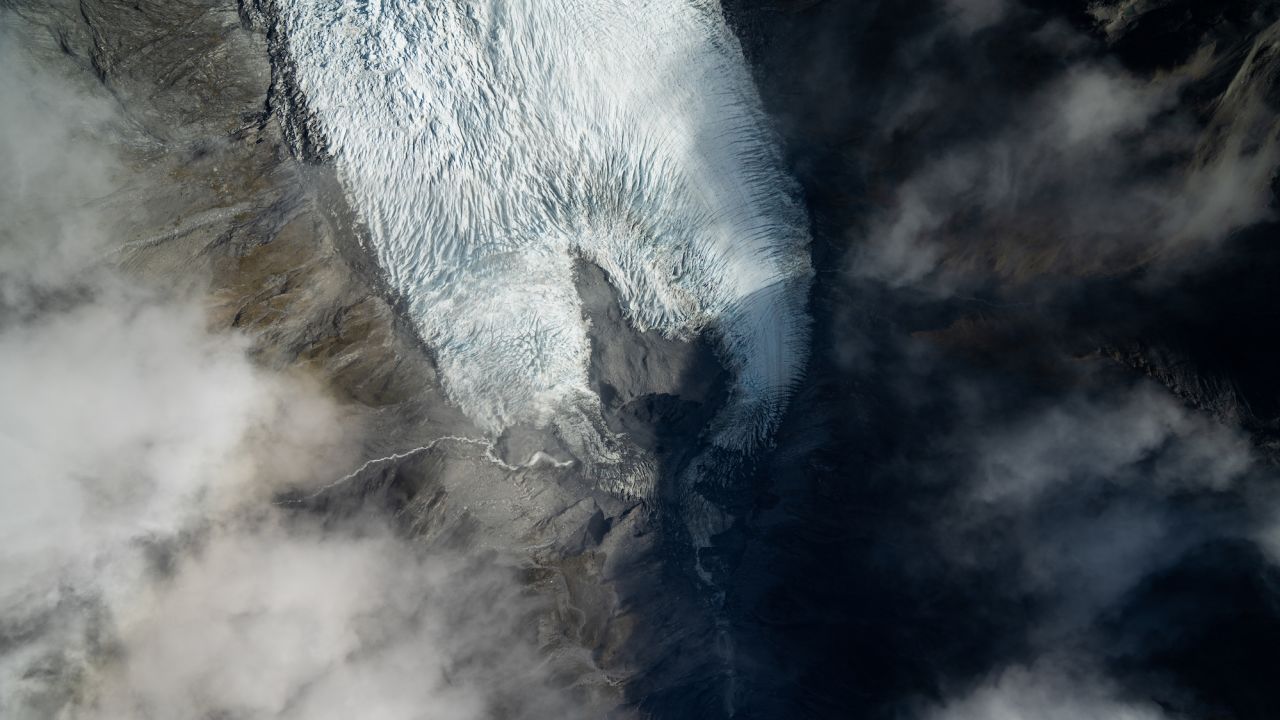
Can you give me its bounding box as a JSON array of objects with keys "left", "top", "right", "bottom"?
[{"left": 277, "top": 0, "right": 812, "bottom": 495}]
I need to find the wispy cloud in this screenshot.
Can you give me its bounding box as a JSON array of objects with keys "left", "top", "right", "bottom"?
[
  {"left": 850, "top": 6, "right": 1278, "bottom": 291},
  {"left": 972, "top": 383, "right": 1252, "bottom": 506},
  {"left": 927, "top": 660, "right": 1172, "bottom": 720},
  {"left": 0, "top": 25, "right": 587, "bottom": 720}
]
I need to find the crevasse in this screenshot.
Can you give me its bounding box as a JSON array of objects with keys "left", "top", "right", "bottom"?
[{"left": 275, "top": 0, "right": 812, "bottom": 496}]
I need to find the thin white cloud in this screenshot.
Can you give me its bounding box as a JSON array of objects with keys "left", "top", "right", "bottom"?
[
  {"left": 851, "top": 17, "right": 1277, "bottom": 291},
  {"left": 927, "top": 662, "right": 1172, "bottom": 720},
  {"left": 973, "top": 384, "right": 1252, "bottom": 506}
]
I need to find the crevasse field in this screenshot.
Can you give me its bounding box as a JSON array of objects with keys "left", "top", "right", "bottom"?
[{"left": 277, "top": 0, "right": 813, "bottom": 498}]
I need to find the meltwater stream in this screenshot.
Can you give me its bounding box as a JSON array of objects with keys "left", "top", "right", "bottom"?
[{"left": 275, "top": 1, "right": 811, "bottom": 505}]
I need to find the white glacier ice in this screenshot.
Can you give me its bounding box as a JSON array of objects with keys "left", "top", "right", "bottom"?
[{"left": 274, "top": 0, "right": 812, "bottom": 496}]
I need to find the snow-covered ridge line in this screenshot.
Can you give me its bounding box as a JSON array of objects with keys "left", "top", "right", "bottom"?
[{"left": 269, "top": 0, "right": 812, "bottom": 492}]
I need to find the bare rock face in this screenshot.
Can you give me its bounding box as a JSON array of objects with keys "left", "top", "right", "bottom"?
[{"left": 10, "top": 0, "right": 432, "bottom": 407}]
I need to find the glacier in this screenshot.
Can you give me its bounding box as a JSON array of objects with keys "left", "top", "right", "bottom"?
[{"left": 273, "top": 0, "right": 812, "bottom": 498}]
